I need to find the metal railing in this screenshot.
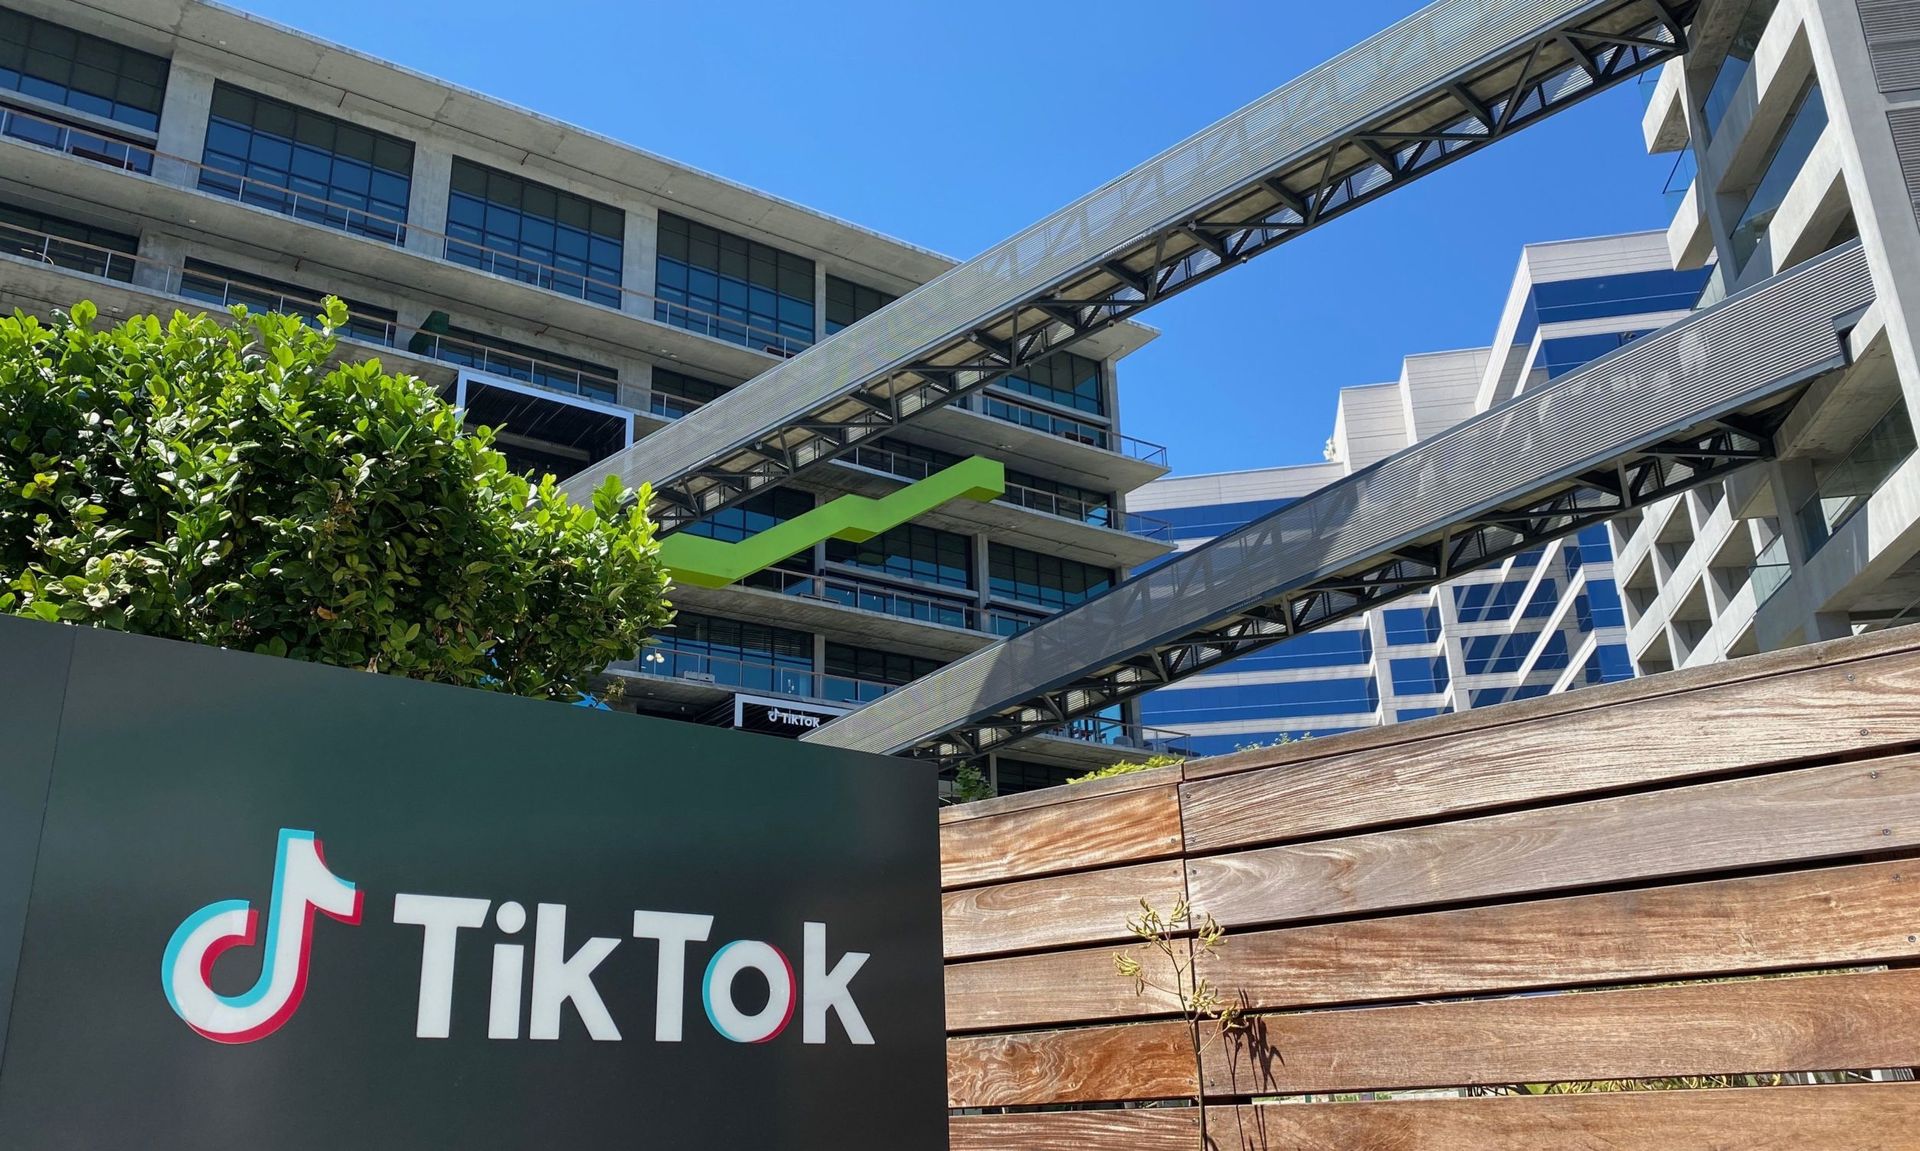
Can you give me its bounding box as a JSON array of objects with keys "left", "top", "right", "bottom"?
[
  {"left": 0, "top": 221, "right": 139, "bottom": 283},
  {"left": 838, "top": 442, "right": 1174, "bottom": 538},
  {"left": 1040, "top": 716, "right": 1192, "bottom": 756},
  {"left": 615, "top": 646, "right": 898, "bottom": 707},
  {"left": 0, "top": 220, "right": 633, "bottom": 407},
  {"left": 648, "top": 392, "right": 707, "bottom": 421},
  {"left": 0, "top": 102, "right": 811, "bottom": 358},
  {"left": 972, "top": 390, "right": 1169, "bottom": 465},
  {"left": 739, "top": 566, "right": 1039, "bottom": 637},
  {"left": 0, "top": 102, "right": 152, "bottom": 173}
]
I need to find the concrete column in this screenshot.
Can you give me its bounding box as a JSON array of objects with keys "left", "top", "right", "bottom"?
[
  {"left": 132, "top": 230, "right": 189, "bottom": 294},
  {"left": 618, "top": 359, "right": 653, "bottom": 415},
  {"left": 622, "top": 202, "right": 660, "bottom": 310},
  {"left": 972, "top": 533, "right": 991, "bottom": 609},
  {"left": 813, "top": 264, "right": 828, "bottom": 342},
  {"left": 404, "top": 145, "right": 454, "bottom": 260},
  {"left": 1802, "top": 0, "right": 1920, "bottom": 418},
  {"left": 152, "top": 60, "right": 216, "bottom": 189}
]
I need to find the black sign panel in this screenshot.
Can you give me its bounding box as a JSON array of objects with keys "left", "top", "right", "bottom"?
[
  {"left": 736, "top": 694, "right": 847, "bottom": 738},
  {"left": 0, "top": 618, "right": 944, "bottom": 1150}
]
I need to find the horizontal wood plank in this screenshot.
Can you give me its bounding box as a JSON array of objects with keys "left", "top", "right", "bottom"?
[
  {"left": 1187, "top": 757, "right": 1920, "bottom": 928},
  {"left": 948, "top": 969, "right": 1920, "bottom": 1106},
  {"left": 1182, "top": 621, "right": 1920, "bottom": 782},
  {"left": 948, "top": 1018, "right": 1194, "bottom": 1107},
  {"left": 947, "top": 937, "right": 1188, "bottom": 1032},
  {"left": 1206, "top": 859, "right": 1920, "bottom": 1012},
  {"left": 1181, "top": 643, "right": 1920, "bottom": 850},
  {"left": 1204, "top": 968, "right": 1920, "bottom": 1097},
  {"left": 952, "top": 1085, "right": 1920, "bottom": 1151},
  {"left": 943, "top": 858, "right": 1187, "bottom": 960},
  {"left": 940, "top": 782, "right": 1183, "bottom": 890}
]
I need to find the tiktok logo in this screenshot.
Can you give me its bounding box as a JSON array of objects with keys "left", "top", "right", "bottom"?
[{"left": 160, "top": 828, "right": 363, "bottom": 1044}]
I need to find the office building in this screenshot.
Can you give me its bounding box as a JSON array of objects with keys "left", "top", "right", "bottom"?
[
  {"left": 1627, "top": 0, "right": 1920, "bottom": 669},
  {"left": 0, "top": 0, "right": 1178, "bottom": 795},
  {"left": 1131, "top": 233, "right": 1708, "bottom": 755}
]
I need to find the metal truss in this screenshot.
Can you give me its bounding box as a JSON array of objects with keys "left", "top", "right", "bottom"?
[
  {"left": 566, "top": 0, "right": 1697, "bottom": 528},
  {"left": 803, "top": 244, "right": 1877, "bottom": 761},
  {"left": 916, "top": 423, "right": 1775, "bottom": 761}
]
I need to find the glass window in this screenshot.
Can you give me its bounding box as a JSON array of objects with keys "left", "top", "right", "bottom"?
[
  {"left": 649, "top": 612, "right": 812, "bottom": 695},
  {"left": 179, "top": 259, "right": 395, "bottom": 344},
  {"left": 1383, "top": 606, "right": 1440, "bottom": 645},
  {"left": 995, "top": 350, "right": 1105, "bottom": 416},
  {"left": 828, "top": 523, "right": 972, "bottom": 589},
  {"left": 1150, "top": 497, "right": 1296, "bottom": 541},
  {"left": 1139, "top": 678, "right": 1379, "bottom": 724},
  {"left": 1798, "top": 401, "right": 1916, "bottom": 554},
  {"left": 1583, "top": 643, "right": 1635, "bottom": 684},
  {"left": 988, "top": 543, "right": 1112, "bottom": 611},
  {"left": 445, "top": 158, "right": 622, "bottom": 306},
  {"left": 0, "top": 201, "right": 135, "bottom": 281},
  {"left": 825, "top": 643, "right": 940, "bottom": 686},
  {"left": 685, "top": 488, "right": 813, "bottom": 547},
  {"left": 0, "top": 9, "right": 167, "bottom": 131},
  {"left": 1454, "top": 578, "right": 1532, "bottom": 623},
  {"left": 1511, "top": 267, "right": 1712, "bottom": 349},
  {"left": 1699, "top": 0, "right": 1780, "bottom": 141},
  {"left": 199, "top": 83, "right": 413, "bottom": 245},
  {"left": 994, "top": 758, "right": 1080, "bottom": 796},
  {"left": 978, "top": 391, "right": 1109, "bottom": 449},
  {"left": 1218, "top": 628, "right": 1371, "bottom": 671},
  {"left": 1002, "top": 469, "right": 1114, "bottom": 526},
  {"left": 1397, "top": 706, "right": 1449, "bottom": 721},
  {"left": 1730, "top": 81, "right": 1828, "bottom": 275},
  {"left": 657, "top": 211, "right": 814, "bottom": 354},
  {"left": 1390, "top": 656, "right": 1449, "bottom": 695},
  {"left": 420, "top": 323, "right": 617, "bottom": 404},
  {"left": 649, "top": 366, "right": 729, "bottom": 419},
  {"left": 824, "top": 275, "right": 894, "bottom": 335}
]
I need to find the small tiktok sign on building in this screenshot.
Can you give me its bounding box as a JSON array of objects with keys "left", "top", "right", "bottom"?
[{"left": 0, "top": 619, "right": 944, "bottom": 1150}]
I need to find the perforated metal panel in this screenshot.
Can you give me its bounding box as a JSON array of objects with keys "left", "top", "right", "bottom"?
[
  {"left": 566, "top": 0, "right": 1689, "bottom": 519},
  {"left": 806, "top": 245, "right": 1875, "bottom": 757},
  {"left": 1893, "top": 108, "right": 1920, "bottom": 231},
  {"left": 1858, "top": 0, "right": 1920, "bottom": 93}
]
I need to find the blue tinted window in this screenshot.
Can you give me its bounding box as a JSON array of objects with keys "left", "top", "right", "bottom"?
[
  {"left": 1151, "top": 498, "right": 1297, "bottom": 541},
  {"left": 1584, "top": 643, "right": 1635, "bottom": 684},
  {"left": 446, "top": 158, "right": 621, "bottom": 306},
  {"left": 199, "top": 84, "right": 412, "bottom": 245},
  {"left": 1539, "top": 331, "right": 1651, "bottom": 378},
  {"left": 1577, "top": 524, "right": 1611, "bottom": 549},
  {"left": 989, "top": 544, "right": 1110, "bottom": 610},
  {"left": 1455, "top": 579, "right": 1528, "bottom": 623},
  {"left": 1584, "top": 579, "right": 1626, "bottom": 628},
  {"left": 657, "top": 211, "right": 814, "bottom": 354},
  {"left": 1512, "top": 266, "right": 1714, "bottom": 348},
  {"left": 428, "top": 324, "right": 617, "bottom": 404},
  {"left": 996, "top": 350, "right": 1104, "bottom": 416},
  {"left": 830, "top": 523, "right": 972, "bottom": 590},
  {"left": 649, "top": 612, "right": 812, "bottom": 695},
  {"left": 1390, "top": 656, "right": 1449, "bottom": 695},
  {"left": 825, "top": 275, "right": 893, "bottom": 335},
  {"left": 1178, "top": 729, "right": 1358, "bottom": 757},
  {"left": 1383, "top": 606, "right": 1440, "bottom": 645},
  {"left": 1522, "top": 578, "right": 1559, "bottom": 619},
  {"left": 685, "top": 488, "right": 813, "bottom": 547},
  {"left": 0, "top": 9, "right": 167, "bottom": 131},
  {"left": 1138, "top": 678, "right": 1378, "bottom": 724},
  {"left": 1536, "top": 631, "right": 1570, "bottom": 673},
  {"left": 1225, "top": 628, "right": 1371, "bottom": 669}
]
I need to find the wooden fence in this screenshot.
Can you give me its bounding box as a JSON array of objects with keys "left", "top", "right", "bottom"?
[{"left": 939, "top": 625, "right": 1920, "bottom": 1149}]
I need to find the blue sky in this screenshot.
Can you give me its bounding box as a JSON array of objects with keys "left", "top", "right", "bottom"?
[{"left": 232, "top": 0, "right": 1680, "bottom": 475}]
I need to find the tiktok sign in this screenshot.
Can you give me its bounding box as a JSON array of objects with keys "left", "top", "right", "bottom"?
[
  {"left": 159, "top": 828, "right": 873, "bottom": 1049},
  {"left": 0, "top": 620, "right": 942, "bottom": 1149}
]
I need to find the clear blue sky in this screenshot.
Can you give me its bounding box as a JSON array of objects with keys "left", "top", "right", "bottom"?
[{"left": 232, "top": 0, "right": 1679, "bottom": 475}]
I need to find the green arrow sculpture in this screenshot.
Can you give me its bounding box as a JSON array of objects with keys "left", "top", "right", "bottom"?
[{"left": 658, "top": 456, "right": 1005, "bottom": 588}]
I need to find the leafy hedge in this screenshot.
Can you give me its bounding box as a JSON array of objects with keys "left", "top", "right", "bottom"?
[{"left": 0, "top": 299, "right": 672, "bottom": 700}]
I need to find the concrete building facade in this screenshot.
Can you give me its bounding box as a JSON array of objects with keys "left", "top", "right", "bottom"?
[
  {"left": 1630, "top": 0, "right": 1920, "bottom": 669},
  {"left": 0, "top": 0, "right": 1179, "bottom": 795},
  {"left": 1129, "top": 233, "right": 1707, "bottom": 755}
]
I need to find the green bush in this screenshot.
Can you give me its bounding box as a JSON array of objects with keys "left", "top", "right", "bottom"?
[
  {"left": 0, "top": 299, "right": 672, "bottom": 700},
  {"left": 1068, "top": 753, "right": 1186, "bottom": 785}
]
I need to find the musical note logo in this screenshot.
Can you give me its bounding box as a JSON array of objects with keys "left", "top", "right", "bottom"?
[{"left": 161, "top": 828, "right": 362, "bottom": 1043}]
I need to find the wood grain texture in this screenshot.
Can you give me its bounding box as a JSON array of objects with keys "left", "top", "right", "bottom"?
[
  {"left": 1182, "top": 621, "right": 1920, "bottom": 781},
  {"left": 948, "top": 1018, "right": 1194, "bottom": 1106},
  {"left": 1206, "top": 860, "right": 1920, "bottom": 1012},
  {"left": 946, "top": 937, "right": 1189, "bottom": 1032},
  {"left": 943, "top": 858, "right": 1188, "bottom": 959},
  {"left": 1181, "top": 645, "right": 1920, "bottom": 850},
  {"left": 952, "top": 1085, "right": 1920, "bottom": 1151},
  {"left": 1187, "top": 757, "right": 1920, "bottom": 929},
  {"left": 939, "top": 759, "right": 1183, "bottom": 824},
  {"left": 941, "top": 783, "right": 1183, "bottom": 891},
  {"left": 947, "top": 970, "right": 1920, "bottom": 1106},
  {"left": 1201, "top": 968, "right": 1920, "bottom": 1096},
  {"left": 948, "top": 1108, "right": 1196, "bottom": 1151}
]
